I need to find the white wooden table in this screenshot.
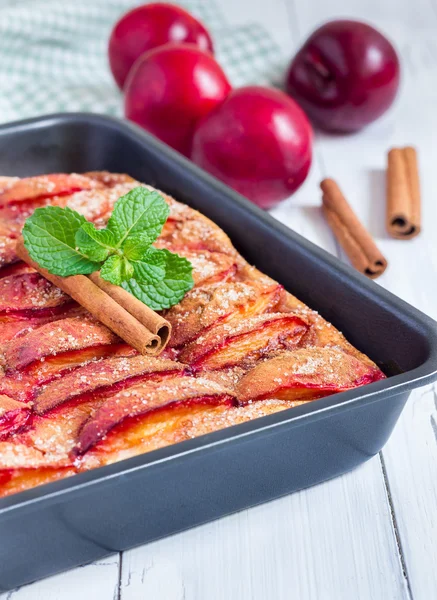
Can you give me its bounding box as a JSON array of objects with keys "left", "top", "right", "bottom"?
[{"left": 3, "top": 0, "right": 437, "bottom": 598}]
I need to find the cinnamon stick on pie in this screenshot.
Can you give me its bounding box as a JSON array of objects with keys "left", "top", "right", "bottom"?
[
  {"left": 15, "top": 238, "right": 171, "bottom": 355},
  {"left": 386, "top": 147, "right": 421, "bottom": 239},
  {"left": 321, "top": 178, "right": 387, "bottom": 279},
  {"left": 88, "top": 271, "right": 171, "bottom": 348}
]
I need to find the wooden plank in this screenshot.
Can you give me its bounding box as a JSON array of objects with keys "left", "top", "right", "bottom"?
[
  {"left": 120, "top": 461, "right": 408, "bottom": 600},
  {"left": 0, "top": 555, "right": 120, "bottom": 600},
  {"left": 289, "top": 0, "right": 437, "bottom": 598},
  {"left": 383, "top": 385, "right": 437, "bottom": 600}
]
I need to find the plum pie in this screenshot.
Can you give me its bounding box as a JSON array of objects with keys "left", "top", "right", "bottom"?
[{"left": 0, "top": 172, "right": 384, "bottom": 497}]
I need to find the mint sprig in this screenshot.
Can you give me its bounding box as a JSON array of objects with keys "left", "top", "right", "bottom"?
[
  {"left": 22, "top": 206, "right": 101, "bottom": 276},
  {"left": 75, "top": 222, "right": 117, "bottom": 262},
  {"left": 123, "top": 248, "right": 194, "bottom": 311},
  {"left": 100, "top": 254, "right": 134, "bottom": 285},
  {"left": 22, "top": 187, "right": 194, "bottom": 310},
  {"left": 106, "top": 186, "right": 169, "bottom": 245}
]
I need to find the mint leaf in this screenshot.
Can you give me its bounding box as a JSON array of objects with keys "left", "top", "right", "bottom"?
[
  {"left": 107, "top": 187, "right": 169, "bottom": 247},
  {"left": 75, "top": 222, "right": 117, "bottom": 262},
  {"left": 123, "top": 248, "right": 194, "bottom": 310},
  {"left": 122, "top": 234, "right": 154, "bottom": 261},
  {"left": 22, "top": 206, "right": 101, "bottom": 276},
  {"left": 130, "top": 247, "right": 167, "bottom": 281},
  {"left": 100, "top": 255, "right": 134, "bottom": 285}
]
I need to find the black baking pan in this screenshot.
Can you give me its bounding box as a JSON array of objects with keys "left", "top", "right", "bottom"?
[{"left": 0, "top": 113, "right": 436, "bottom": 591}]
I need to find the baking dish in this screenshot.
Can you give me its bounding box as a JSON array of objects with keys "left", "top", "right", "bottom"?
[{"left": 0, "top": 113, "right": 436, "bottom": 591}]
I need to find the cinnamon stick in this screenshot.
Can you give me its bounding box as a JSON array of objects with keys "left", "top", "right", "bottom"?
[
  {"left": 386, "top": 147, "right": 421, "bottom": 239},
  {"left": 320, "top": 178, "right": 387, "bottom": 279},
  {"left": 15, "top": 238, "right": 171, "bottom": 355},
  {"left": 89, "top": 272, "right": 171, "bottom": 348}
]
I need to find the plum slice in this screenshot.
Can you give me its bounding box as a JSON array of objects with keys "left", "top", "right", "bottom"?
[
  {"left": 34, "top": 355, "right": 184, "bottom": 414},
  {"left": 0, "top": 177, "right": 19, "bottom": 193},
  {"left": 178, "top": 250, "right": 237, "bottom": 286},
  {"left": 156, "top": 212, "right": 236, "bottom": 255},
  {"left": 165, "top": 281, "right": 283, "bottom": 348},
  {"left": 83, "top": 171, "right": 136, "bottom": 187},
  {"left": 236, "top": 347, "right": 385, "bottom": 403},
  {"left": 0, "top": 305, "right": 87, "bottom": 351},
  {"left": 0, "top": 317, "right": 38, "bottom": 345},
  {"left": 196, "top": 366, "right": 247, "bottom": 392},
  {"left": 0, "top": 173, "right": 99, "bottom": 207},
  {"left": 3, "top": 399, "right": 121, "bottom": 469},
  {"left": 74, "top": 376, "right": 236, "bottom": 456},
  {"left": 0, "top": 343, "right": 136, "bottom": 402},
  {"left": 0, "top": 262, "right": 34, "bottom": 279},
  {"left": 3, "top": 316, "right": 119, "bottom": 372},
  {"left": 77, "top": 396, "right": 298, "bottom": 469},
  {"left": 0, "top": 467, "right": 76, "bottom": 498},
  {"left": 276, "top": 290, "right": 380, "bottom": 368},
  {"left": 0, "top": 237, "right": 19, "bottom": 270},
  {"left": 0, "top": 395, "right": 31, "bottom": 439},
  {"left": 166, "top": 282, "right": 257, "bottom": 347},
  {"left": 0, "top": 272, "right": 70, "bottom": 314},
  {"left": 25, "top": 400, "right": 111, "bottom": 459},
  {"left": 23, "top": 343, "right": 135, "bottom": 384},
  {"left": 179, "top": 313, "right": 308, "bottom": 370},
  {"left": 0, "top": 438, "right": 72, "bottom": 470}
]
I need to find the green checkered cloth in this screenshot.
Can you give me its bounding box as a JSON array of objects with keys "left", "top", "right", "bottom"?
[{"left": 0, "top": 0, "right": 285, "bottom": 124}]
